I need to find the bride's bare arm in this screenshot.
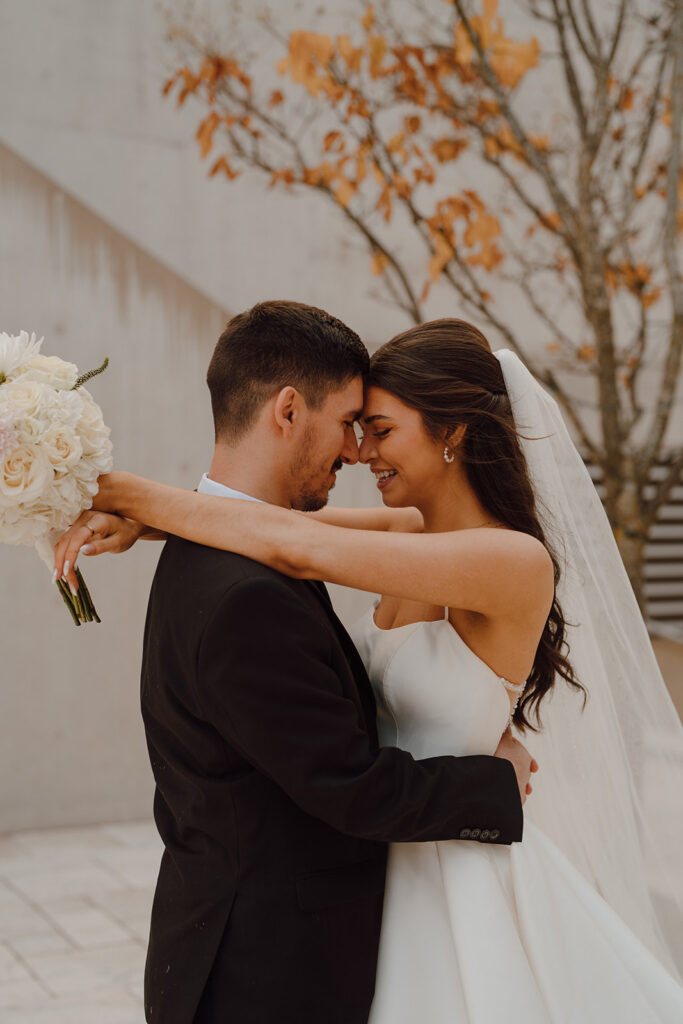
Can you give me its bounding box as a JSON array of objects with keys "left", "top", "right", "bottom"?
[
  {"left": 62, "top": 471, "right": 553, "bottom": 618},
  {"left": 305, "top": 506, "right": 423, "bottom": 532}
]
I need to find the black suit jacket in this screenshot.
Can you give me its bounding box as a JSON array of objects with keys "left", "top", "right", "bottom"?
[{"left": 141, "top": 536, "right": 522, "bottom": 1024}]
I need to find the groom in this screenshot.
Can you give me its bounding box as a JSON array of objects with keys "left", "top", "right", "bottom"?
[{"left": 86, "top": 301, "right": 530, "bottom": 1022}]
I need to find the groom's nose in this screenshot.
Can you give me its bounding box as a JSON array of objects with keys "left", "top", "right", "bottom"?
[{"left": 341, "top": 425, "right": 360, "bottom": 465}]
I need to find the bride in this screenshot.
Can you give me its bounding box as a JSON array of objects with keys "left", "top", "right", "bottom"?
[{"left": 55, "top": 318, "right": 683, "bottom": 1020}]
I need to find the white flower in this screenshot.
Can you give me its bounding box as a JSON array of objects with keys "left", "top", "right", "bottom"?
[
  {"left": 13, "top": 354, "right": 78, "bottom": 390},
  {"left": 47, "top": 474, "right": 86, "bottom": 527},
  {"left": 77, "top": 389, "right": 113, "bottom": 467},
  {"left": 0, "top": 406, "right": 19, "bottom": 461},
  {"left": 42, "top": 422, "right": 83, "bottom": 471},
  {"left": 0, "top": 443, "right": 54, "bottom": 510},
  {"left": 53, "top": 388, "right": 84, "bottom": 429},
  {"left": 0, "top": 379, "right": 50, "bottom": 422},
  {"left": 0, "top": 331, "right": 43, "bottom": 380}
]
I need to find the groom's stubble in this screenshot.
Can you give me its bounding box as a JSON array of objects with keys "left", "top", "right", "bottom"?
[{"left": 290, "top": 422, "right": 344, "bottom": 513}]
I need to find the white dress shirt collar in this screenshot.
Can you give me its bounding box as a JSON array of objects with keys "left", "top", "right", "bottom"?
[{"left": 197, "top": 473, "right": 264, "bottom": 503}]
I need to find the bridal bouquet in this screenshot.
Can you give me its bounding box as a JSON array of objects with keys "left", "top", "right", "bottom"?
[{"left": 0, "top": 331, "right": 113, "bottom": 625}]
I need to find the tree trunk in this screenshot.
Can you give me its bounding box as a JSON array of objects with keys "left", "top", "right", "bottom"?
[{"left": 613, "top": 464, "right": 647, "bottom": 613}]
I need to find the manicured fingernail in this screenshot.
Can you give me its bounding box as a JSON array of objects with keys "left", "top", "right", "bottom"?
[
  {"left": 52, "top": 568, "right": 59, "bottom": 584},
  {"left": 81, "top": 544, "right": 94, "bottom": 555},
  {"left": 62, "top": 561, "right": 70, "bottom": 579},
  {"left": 69, "top": 581, "right": 78, "bottom": 597}
]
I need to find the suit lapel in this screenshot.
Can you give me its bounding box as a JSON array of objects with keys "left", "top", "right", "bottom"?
[{"left": 301, "top": 580, "right": 379, "bottom": 745}]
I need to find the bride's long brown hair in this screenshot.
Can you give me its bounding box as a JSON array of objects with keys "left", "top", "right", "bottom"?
[{"left": 368, "top": 318, "right": 584, "bottom": 731}]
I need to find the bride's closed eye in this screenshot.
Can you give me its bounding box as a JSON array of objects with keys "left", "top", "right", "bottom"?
[{"left": 372, "top": 429, "right": 391, "bottom": 439}]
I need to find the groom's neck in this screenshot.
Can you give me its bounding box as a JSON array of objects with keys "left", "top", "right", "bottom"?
[{"left": 207, "top": 441, "right": 291, "bottom": 508}]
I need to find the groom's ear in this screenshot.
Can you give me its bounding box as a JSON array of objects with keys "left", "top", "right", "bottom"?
[{"left": 272, "top": 386, "right": 302, "bottom": 437}]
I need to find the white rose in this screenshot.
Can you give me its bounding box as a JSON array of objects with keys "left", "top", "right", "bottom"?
[
  {"left": 12, "top": 354, "right": 78, "bottom": 390},
  {"left": 76, "top": 390, "right": 113, "bottom": 467},
  {"left": 42, "top": 422, "right": 83, "bottom": 471},
  {"left": 0, "top": 443, "right": 53, "bottom": 508},
  {"left": 0, "top": 379, "right": 48, "bottom": 421}
]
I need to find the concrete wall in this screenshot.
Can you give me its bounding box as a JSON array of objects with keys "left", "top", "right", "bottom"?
[
  {"left": 0, "top": 141, "right": 228, "bottom": 831},
  {"left": 0, "top": 138, "right": 379, "bottom": 832},
  {"left": 0, "top": 0, "right": 680, "bottom": 831}
]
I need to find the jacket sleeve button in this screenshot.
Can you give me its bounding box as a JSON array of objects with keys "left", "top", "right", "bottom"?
[
  {"left": 480, "top": 829, "right": 490, "bottom": 840},
  {"left": 459, "top": 828, "right": 471, "bottom": 839},
  {"left": 489, "top": 829, "right": 500, "bottom": 840},
  {"left": 470, "top": 828, "right": 481, "bottom": 839}
]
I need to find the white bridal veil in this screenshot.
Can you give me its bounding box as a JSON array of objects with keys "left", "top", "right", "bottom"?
[{"left": 495, "top": 350, "right": 683, "bottom": 977}]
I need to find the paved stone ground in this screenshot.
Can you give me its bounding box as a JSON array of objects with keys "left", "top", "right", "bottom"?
[{"left": 0, "top": 821, "right": 160, "bottom": 1022}]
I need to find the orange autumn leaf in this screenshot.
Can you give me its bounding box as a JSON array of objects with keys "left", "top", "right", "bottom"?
[
  {"left": 323, "top": 130, "right": 345, "bottom": 153},
  {"left": 269, "top": 167, "right": 296, "bottom": 188},
  {"left": 463, "top": 210, "right": 501, "bottom": 249},
  {"left": 578, "top": 344, "right": 596, "bottom": 361},
  {"left": 392, "top": 173, "right": 412, "bottom": 199},
  {"left": 432, "top": 138, "right": 467, "bottom": 162},
  {"left": 371, "top": 251, "right": 390, "bottom": 275},
  {"left": 368, "top": 34, "right": 388, "bottom": 76},
  {"left": 372, "top": 160, "right": 386, "bottom": 185},
  {"left": 619, "top": 88, "right": 635, "bottom": 111},
  {"left": 429, "top": 232, "right": 455, "bottom": 281},
  {"left": 547, "top": 342, "right": 561, "bottom": 353},
  {"left": 466, "top": 243, "right": 504, "bottom": 271},
  {"left": 405, "top": 115, "right": 422, "bottom": 134},
  {"left": 334, "top": 178, "right": 356, "bottom": 207},
  {"left": 196, "top": 112, "right": 222, "bottom": 158},
  {"left": 387, "top": 131, "right": 407, "bottom": 153},
  {"left": 269, "top": 90, "right": 284, "bottom": 107},
  {"left": 210, "top": 156, "right": 240, "bottom": 180},
  {"left": 277, "top": 31, "right": 335, "bottom": 98},
  {"left": 171, "top": 68, "right": 200, "bottom": 106},
  {"left": 302, "top": 161, "right": 336, "bottom": 186},
  {"left": 414, "top": 164, "right": 436, "bottom": 185},
  {"left": 337, "top": 35, "right": 363, "bottom": 72},
  {"left": 641, "top": 287, "right": 662, "bottom": 309},
  {"left": 376, "top": 185, "right": 393, "bottom": 222},
  {"left": 362, "top": 5, "right": 375, "bottom": 32},
  {"left": 454, "top": 0, "right": 539, "bottom": 90},
  {"left": 542, "top": 211, "right": 561, "bottom": 231}
]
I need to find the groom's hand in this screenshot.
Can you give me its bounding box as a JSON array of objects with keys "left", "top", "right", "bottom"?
[{"left": 494, "top": 729, "right": 538, "bottom": 805}]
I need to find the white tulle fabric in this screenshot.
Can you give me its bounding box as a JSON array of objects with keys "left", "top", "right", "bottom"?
[
  {"left": 494, "top": 349, "right": 683, "bottom": 975},
  {"left": 350, "top": 604, "right": 683, "bottom": 1022}
]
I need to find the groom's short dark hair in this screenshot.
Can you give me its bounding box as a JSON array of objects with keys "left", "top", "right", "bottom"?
[{"left": 207, "top": 300, "right": 369, "bottom": 442}]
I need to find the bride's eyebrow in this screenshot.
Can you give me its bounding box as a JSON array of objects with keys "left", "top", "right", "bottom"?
[{"left": 360, "top": 414, "right": 393, "bottom": 425}]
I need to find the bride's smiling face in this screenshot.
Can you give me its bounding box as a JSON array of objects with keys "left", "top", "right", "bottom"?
[{"left": 359, "top": 386, "right": 453, "bottom": 507}]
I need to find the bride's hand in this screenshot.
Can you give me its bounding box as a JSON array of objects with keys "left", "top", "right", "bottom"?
[
  {"left": 90, "top": 471, "right": 135, "bottom": 515},
  {"left": 494, "top": 729, "right": 538, "bottom": 804},
  {"left": 53, "top": 510, "right": 146, "bottom": 591}
]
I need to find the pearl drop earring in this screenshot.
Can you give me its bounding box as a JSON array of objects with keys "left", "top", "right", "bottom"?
[{"left": 443, "top": 446, "right": 455, "bottom": 464}]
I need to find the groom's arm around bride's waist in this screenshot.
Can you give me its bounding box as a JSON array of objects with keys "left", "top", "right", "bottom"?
[{"left": 196, "top": 574, "right": 523, "bottom": 846}]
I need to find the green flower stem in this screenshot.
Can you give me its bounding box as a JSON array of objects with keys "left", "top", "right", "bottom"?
[
  {"left": 53, "top": 569, "right": 101, "bottom": 626},
  {"left": 56, "top": 578, "right": 81, "bottom": 626},
  {"left": 76, "top": 569, "right": 101, "bottom": 624}
]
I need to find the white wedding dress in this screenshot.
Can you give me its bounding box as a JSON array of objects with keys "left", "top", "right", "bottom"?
[{"left": 349, "top": 602, "right": 683, "bottom": 1023}]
